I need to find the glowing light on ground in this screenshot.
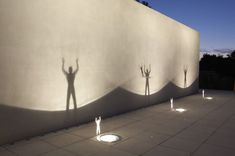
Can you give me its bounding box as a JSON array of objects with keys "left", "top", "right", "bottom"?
[
  {"left": 97, "top": 134, "right": 121, "bottom": 143},
  {"left": 205, "top": 97, "right": 213, "bottom": 100},
  {"left": 175, "top": 108, "right": 187, "bottom": 113}
]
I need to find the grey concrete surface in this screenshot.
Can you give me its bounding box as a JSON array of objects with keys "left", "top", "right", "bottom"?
[{"left": 1, "top": 90, "right": 235, "bottom": 156}]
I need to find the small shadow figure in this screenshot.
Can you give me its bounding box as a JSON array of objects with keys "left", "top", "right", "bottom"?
[
  {"left": 140, "top": 64, "right": 151, "bottom": 96},
  {"left": 62, "top": 58, "right": 79, "bottom": 110},
  {"left": 183, "top": 65, "right": 188, "bottom": 88}
]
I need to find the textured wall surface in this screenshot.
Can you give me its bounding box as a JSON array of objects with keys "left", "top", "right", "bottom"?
[{"left": 0, "top": 0, "right": 199, "bottom": 144}]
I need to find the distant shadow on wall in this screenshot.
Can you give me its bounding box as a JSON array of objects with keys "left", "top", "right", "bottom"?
[
  {"left": 140, "top": 64, "right": 151, "bottom": 96},
  {"left": 62, "top": 58, "right": 79, "bottom": 111},
  {"left": 184, "top": 65, "right": 188, "bottom": 88},
  {"left": 0, "top": 78, "right": 198, "bottom": 145}
]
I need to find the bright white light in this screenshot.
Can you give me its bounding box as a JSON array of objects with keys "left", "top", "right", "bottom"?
[
  {"left": 170, "top": 98, "right": 174, "bottom": 110},
  {"left": 205, "top": 97, "right": 213, "bottom": 100},
  {"left": 175, "top": 108, "right": 187, "bottom": 113},
  {"left": 97, "top": 134, "right": 120, "bottom": 143},
  {"left": 202, "top": 90, "right": 205, "bottom": 98},
  {"left": 95, "top": 116, "right": 101, "bottom": 135}
]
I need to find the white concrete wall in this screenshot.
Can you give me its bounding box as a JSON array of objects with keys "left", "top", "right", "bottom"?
[{"left": 0, "top": 0, "right": 199, "bottom": 111}]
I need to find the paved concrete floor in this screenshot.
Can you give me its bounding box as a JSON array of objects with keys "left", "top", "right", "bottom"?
[{"left": 1, "top": 90, "right": 235, "bottom": 156}]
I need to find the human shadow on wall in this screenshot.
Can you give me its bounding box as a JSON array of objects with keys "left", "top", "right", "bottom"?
[
  {"left": 140, "top": 64, "right": 151, "bottom": 96},
  {"left": 184, "top": 65, "right": 188, "bottom": 88},
  {"left": 62, "top": 58, "right": 79, "bottom": 111}
]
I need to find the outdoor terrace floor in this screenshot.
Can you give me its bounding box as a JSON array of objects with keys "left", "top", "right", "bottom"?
[{"left": 1, "top": 90, "right": 235, "bottom": 156}]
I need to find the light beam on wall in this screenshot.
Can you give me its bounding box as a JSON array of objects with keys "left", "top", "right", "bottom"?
[{"left": 0, "top": 0, "right": 199, "bottom": 111}]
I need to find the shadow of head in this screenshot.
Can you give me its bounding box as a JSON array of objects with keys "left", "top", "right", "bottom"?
[{"left": 69, "top": 66, "right": 73, "bottom": 73}]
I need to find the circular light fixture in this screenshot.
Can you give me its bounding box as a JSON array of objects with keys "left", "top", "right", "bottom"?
[
  {"left": 205, "top": 97, "right": 213, "bottom": 100},
  {"left": 175, "top": 108, "right": 187, "bottom": 113},
  {"left": 97, "top": 134, "right": 121, "bottom": 143}
]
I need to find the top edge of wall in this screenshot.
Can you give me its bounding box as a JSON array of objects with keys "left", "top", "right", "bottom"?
[{"left": 131, "top": 0, "right": 199, "bottom": 35}]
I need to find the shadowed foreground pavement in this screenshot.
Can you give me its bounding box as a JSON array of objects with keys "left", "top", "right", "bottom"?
[{"left": 1, "top": 90, "right": 235, "bottom": 156}]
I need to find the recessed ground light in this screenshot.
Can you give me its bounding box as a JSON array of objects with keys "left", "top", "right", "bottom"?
[
  {"left": 175, "top": 108, "right": 187, "bottom": 113},
  {"left": 97, "top": 134, "right": 121, "bottom": 143},
  {"left": 205, "top": 97, "right": 213, "bottom": 100}
]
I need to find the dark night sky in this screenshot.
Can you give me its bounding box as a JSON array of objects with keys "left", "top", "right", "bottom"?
[{"left": 144, "top": 0, "right": 235, "bottom": 50}]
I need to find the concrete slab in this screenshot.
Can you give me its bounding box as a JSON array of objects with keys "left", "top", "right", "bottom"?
[
  {"left": 143, "top": 146, "right": 189, "bottom": 156},
  {"left": 0, "top": 147, "right": 6, "bottom": 152},
  {"left": 161, "top": 137, "right": 203, "bottom": 152},
  {"left": 1, "top": 90, "right": 235, "bottom": 156},
  {"left": 113, "top": 138, "right": 156, "bottom": 155},
  {"left": 5, "top": 140, "right": 57, "bottom": 156},
  {"left": 63, "top": 140, "right": 109, "bottom": 156},
  {"left": 40, "top": 149, "right": 77, "bottom": 156},
  {"left": 206, "top": 132, "right": 235, "bottom": 149},
  {"left": 133, "top": 131, "right": 170, "bottom": 145},
  {"left": 89, "top": 148, "right": 137, "bottom": 156},
  {"left": 176, "top": 129, "right": 211, "bottom": 142},
  {"left": 42, "top": 133, "right": 84, "bottom": 147},
  {"left": 0, "top": 150, "right": 16, "bottom": 156},
  {"left": 192, "top": 143, "right": 235, "bottom": 156}
]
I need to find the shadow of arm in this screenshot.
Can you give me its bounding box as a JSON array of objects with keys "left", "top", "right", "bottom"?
[
  {"left": 74, "top": 58, "right": 79, "bottom": 74},
  {"left": 62, "top": 58, "right": 67, "bottom": 75}
]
